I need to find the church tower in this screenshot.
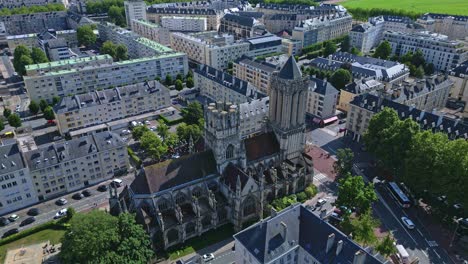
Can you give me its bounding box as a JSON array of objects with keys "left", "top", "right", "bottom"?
[
  {"left": 205, "top": 102, "right": 246, "bottom": 173},
  {"left": 269, "top": 56, "right": 308, "bottom": 162}
]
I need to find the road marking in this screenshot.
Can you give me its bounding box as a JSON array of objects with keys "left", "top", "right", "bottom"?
[
  {"left": 417, "top": 229, "right": 424, "bottom": 237},
  {"left": 432, "top": 249, "right": 442, "bottom": 259},
  {"left": 422, "top": 249, "right": 429, "bottom": 257},
  {"left": 427, "top": 240, "right": 438, "bottom": 247}
]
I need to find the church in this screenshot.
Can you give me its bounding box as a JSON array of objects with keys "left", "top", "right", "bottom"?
[{"left": 110, "top": 56, "right": 315, "bottom": 250}]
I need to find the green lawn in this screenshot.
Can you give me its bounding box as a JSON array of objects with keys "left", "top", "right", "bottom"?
[
  {"left": 342, "top": 0, "right": 468, "bottom": 16},
  {"left": 0, "top": 228, "right": 65, "bottom": 263}
]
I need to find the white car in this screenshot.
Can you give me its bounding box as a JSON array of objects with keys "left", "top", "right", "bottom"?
[
  {"left": 316, "top": 198, "right": 327, "bottom": 206},
  {"left": 171, "top": 153, "right": 180, "bottom": 159},
  {"left": 145, "top": 120, "right": 150, "bottom": 125},
  {"left": 8, "top": 214, "right": 19, "bottom": 222},
  {"left": 54, "top": 209, "right": 68, "bottom": 219},
  {"left": 401, "top": 216, "right": 415, "bottom": 229},
  {"left": 202, "top": 253, "right": 215, "bottom": 262},
  {"left": 150, "top": 126, "right": 156, "bottom": 131}
]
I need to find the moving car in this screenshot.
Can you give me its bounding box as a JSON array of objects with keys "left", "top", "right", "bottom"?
[
  {"left": 97, "top": 184, "right": 109, "bottom": 192},
  {"left": 2, "top": 228, "right": 19, "bottom": 238},
  {"left": 54, "top": 209, "right": 68, "bottom": 219},
  {"left": 20, "top": 217, "right": 36, "bottom": 227},
  {"left": 401, "top": 216, "right": 415, "bottom": 229},
  {"left": 202, "top": 253, "right": 215, "bottom": 262},
  {"left": 8, "top": 214, "right": 19, "bottom": 222},
  {"left": 56, "top": 198, "right": 68, "bottom": 206},
  {"left": 27, "top": 208, "right": 40, "bottom": 216}
]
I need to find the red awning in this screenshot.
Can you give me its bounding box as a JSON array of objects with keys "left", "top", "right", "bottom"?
[
  {"left": 323, "top": 116, "right": 338, "bottom": 124},
  {"left": 312, "top": 117, "right": 321, "bottom": 124}
]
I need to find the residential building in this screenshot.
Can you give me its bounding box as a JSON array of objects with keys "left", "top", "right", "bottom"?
[
  {"left": 146, "top": 7, "right": 222, "bottom": 31},
  {"left": 233, "top": 55, "right": 279, "bottom": 95},
  {"left": 6, "top": 34, "right": 37, "bottom": 50},
  {"left": 382, "top": 31, "right": 468, "bottom": 72},
  {"left": 338, "top": 78, "right": 384, "bottom": 112},
  {"left": 25, "top": 131, "right": 129, "bottom": 200},
  {"left": 245, "top": 34, "right": 283, "bottom": 58},
  {"left": 25, "top": 55, "right": 113, "bottom": 76},
  {"left": 256, "top": 3, "right": 340, "bottom": 18},
  {"left": 0, "top": 11, "right": 69, "bottom": 35},
  {"left": 170, "top": 31, "right": 250, "bottom": 70},
  {"left": 195, "top": 64, "right": 266, "bottom": 104},
  {"left": 54, "top": 80, "right": 171, "bottom": 135},
  {"left": 161, "top": 16, "right": 207, "bottom": 32},
  {"left": 282, "top": 38, "right": 302, "bottom": 56},
  {"left": 309, "top": 52, "right": 409, "bottom": 84},
  {"left": 350, "top": 16, "right": 420, "bottom": 53},
  {"left": 306, "top": 77, "right": 339, "bottom": 121},
  {"left": 262, "top": 13, "right": 301, "bottom": 34},
  {"left": 0, "top": 0, "right": 65, "bottom": 8},
  {"left": 0, "top": 22, "right": 6, "bottom": 45},
  {"left": 219, "top": 13, "right": 266, "bottom": 40},
  {"left": 7, "top": 29, "right": 77, "bottom": 52},
  {"left": 346, "top": 93, "right": 468, "bottom": 141},
  {"left": 449, "top": 61, "right": 468, "bottom": 116},
  {"left": 234, "top": 204, "right": 387, "bottom": 264},
  {"left": 45, "top": 39, "right": 71, "bottom": 61},
  {"left": 0, "top": 143, "right": 38, "bottom": 216},
  {"left": 417, "top": 13, "right": 468, "bottom": 40},
  {"left": 24, "top": 53, "right": 188, "bottom": 102},
  {"left": 124, "top": 0, "right": 147, "bottom": 29},
  {"left": 131, "top": 19, "right": 170, "bottom": 46},
  {"left": 292, "top": 12, "right": 352, "bottom": 47}
]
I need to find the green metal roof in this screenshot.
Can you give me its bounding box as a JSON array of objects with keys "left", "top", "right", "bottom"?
[{"left": 25, "top": 55, "right": 113, "bottom": 71}]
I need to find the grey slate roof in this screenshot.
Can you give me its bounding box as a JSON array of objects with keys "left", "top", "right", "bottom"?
[
  {"left": 235, "top": 55, "right": 279, "bottom": 74},
  {"left": 46, "top": 38, "right": 67, "bottom": 49},
  {"left": 309, "top": 77, "right": 338, "bottom": 96},
  {"left": 451, "top": 60, "right": 468, "bottom": 77},
  {"left": 147, "top": 7, "right": 219, "bottom": 16},
  {"left": 277, "top": 56, "right": 302, "bottom": 80},
  {"left": 420, "top": 13, "right": 468, "bottom": 21},
  {"left": 0, "top": 143, "right": 26, "bottom": 175},
  {"left": 222, "top": 13, "right": 255, "bottom": 27}
]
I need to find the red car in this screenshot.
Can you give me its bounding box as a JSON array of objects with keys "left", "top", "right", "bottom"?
[{"left": 47, "top": 120, "right": 56, "bottom": 125}]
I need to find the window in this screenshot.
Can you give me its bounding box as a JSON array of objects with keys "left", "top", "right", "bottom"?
[{"left": 225, "top": 144, "right": 234, "bottom": 159}]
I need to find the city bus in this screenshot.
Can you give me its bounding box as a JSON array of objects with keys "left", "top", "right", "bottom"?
[{"left": 387, "top": 182, "right": 411, "bottom": 208}]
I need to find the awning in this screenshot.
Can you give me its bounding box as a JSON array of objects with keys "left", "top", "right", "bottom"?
[
  {"left": 323, "top": 116, "right": 338, "bottom": 124},
  {"left": 312, "top": 117, "right": 321, "bottom": 124}
]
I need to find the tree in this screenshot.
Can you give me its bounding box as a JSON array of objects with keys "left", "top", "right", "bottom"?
[
  {"left": 65, "top": 207, "right": 76, "bottom": 222},
  {"left": 176, "top": 73, "right": 184, "bottom": 81},
  {"left": 156, "top": 120, "right": 169, "bottom": 139},
  {"left": 414, "top": 65, "right": 425, "bottom": 79},
  {"left": 304, "top": 184, "right": 318, "bottom": 198},
  {"left": 350, "top": 47, "right": 361, "bottom": 55},
  {"left": 181, "top": 102, "right": 203, "bottom": 126},
  {"left": 39, "top": 99, "right": 49, "bottom": 112},
  {"left": 350, "top": 210, "right": 379, "bottom": 246},
  {"left": 411, "top": 50, "right": 425, "bottom": 68},
  {"left": 131, "top": 125, "right": 150, "bottom": 141},
  {"left": 3, "top": 108, "right": 11, "bottom": 118},
  {"left": 165, "top": 132, "right": 179, "bottom": 148},
  {"left": 333, "top": 148, "right": 354, "bottom": 177},
  {"left": 186, "top": 77, "right": 194, "bottom": 88},
  {"left": 43, "top": 106, "right": 55, "bottom": 120},
  {"left": 108, "top": 5, "right": 125, "bottom": 27},
  {"left": 101, "top": 41, "right": 117, "bottom": 60},
  {"left": 329, "top": 69, "right": 352, "bottom": 89},
  {"left": 13, "top": 45, "right": 31, "bottom": 74},
  {"left": 8, "top": 114, "right": 22, "bottom": 128},
  {"left": 17, "top": 55, "right": 34, "bottom": 75},
  {"left": 60, "top": 211, "right": 153, "bottom": 264},
  {"left": 177, "top": 123, "right": 202, "bottom": 142},
  {"left": 186, "top": 70, "right": 193, "bottom": 79},
  {"left": 140, "top": 131, "right": 167, "bottom": 160},
  {"left": 31, "top": 47, "right": 49, "bottom": 64},
  {"left": 340, "top": 35, "right": 350, "bottom": 52},
  {"left": 424, "top": 63, "right": 435, "bottom": 75},
  {"left": 165, "top": 74, "right": 173, "bottom": 86},
  {"left": 323, "top": 41, "right": 337, "bottom": 57},
  {"left": 335, "top": 174, "right": 377, "bottom": 213},
  {"left": 376, "top": 234, "right": 397, "bottom": 257},
  {"left": 115, "top": 44, "right": 128, "bottom": 61},
  {"left": 175, "top": 79, "right": 183, "bottom": 91},
  {"left": 373, "top": 41, "right": 392, "bottom": 60},
  {"left": 77, "top": 25, "right": 97, "bottom": 47},
  {"left": 0, "top": 119, "right": 4, "bottom": 131},
  {"left": 52, "top": 96, "right": 61, "bottom": 106},
  {"left": 29, "top": 101, "right": 40, "bottom": 115}
]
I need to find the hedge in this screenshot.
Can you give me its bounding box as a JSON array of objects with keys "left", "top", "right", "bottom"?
[
  {"left": 127, "top": 147, "right": 141, "bottom": 168},
  {"left": 158, "top": 115, "right": 183, "bottom": 126},
  {"left": 0, "top": 221, "right": 65, "bottom": 247}
]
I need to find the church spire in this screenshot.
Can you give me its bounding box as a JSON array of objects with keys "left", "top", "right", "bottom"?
[{"left": 277, "top": 56, "right": 302, "bottom": 80}]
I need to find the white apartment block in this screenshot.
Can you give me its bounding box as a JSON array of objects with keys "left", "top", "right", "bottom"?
[
  {"left": 54, "top": 80, "right": 171, "bottom": 135},
  {"left": 0, "top": 143, "right": 38, "bottom": 216},
  {"left": 0, "top": 0, "right": 65, "bottom": 8},
  {"left": 24, "top": 53, "right": 188, "bottom": 102},
  {"left": 26, "top": 55, "right": 113, "bottom": 76},
  {"left": 146, "top": 7, "right": 222, "bottom": 31},
  {"left": 7, "top": 34, "right": 37, "bottom": 50},
  {"left": 124, "top": 0, "right": 147, "bottom": 29},
  {"left": 161, "top": 16, "right": 207, "bottom": 32},
  {"left": 170, "top": 31, "right": 250, "bottom": 70},
  {"left": 233, "top": 56, "right": 278, "bottom": 95},
  {"left": 350, "top": 16, "right": 420, "bottom": 53},
  {"left": 383, "top": 31, "right": 468, "bottom": 72},
  {"left": 306, "top": 77, "right": 339, "bottom": 119},
  {"left": 292, "top": 12, "right": 352, "bottom": 47},
  {"left": 417, "top": 13, "right": 468, "bottom": 40},
  {"left": 131, "top": 19, "right": 170, "bottom": 46},
  {"left": 24, "top": 131, "right": 128, "bottom": 201}
]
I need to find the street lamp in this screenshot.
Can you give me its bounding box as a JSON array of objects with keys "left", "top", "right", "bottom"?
[{"left": 449, "top": 217, "right": 463, "bottom": 248}]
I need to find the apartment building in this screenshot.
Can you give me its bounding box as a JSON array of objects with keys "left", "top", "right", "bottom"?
[
  {"left": 309, "top": 52, "right": 409, "bottom": 84},
  {"left": 233, "top": 56, "right": 278, "bottom": 95},
  {"left": 195, "top": 64, "right": 266, "bottom": 104},
  {"left": 45, "top": 39, "right": 71, "bottom": 61},
  {"left": 7, "top": 29, "right": 77, "bottom": 52},
  {"left": 256, "top": 3, "right": 340, "bottom": 17},
  {"left": 0, "top": 0, "right": 65, "bottom": 8},
  {"left": 263, "top": 14, "right": 301, "bottom": 34},
  {"left": 25, "top": 131, "right": 128, "bottom": 201},
  {"left": 131, "top": 19, "right": 170, "bottom": 46},
  {"left": 124, "top": 0, "right": 147, "bottom": 29},
  {"left": 170, "top": 31, "right": 249, "bottom": 70},
  {"left": 25, "top": 55, "right": 113, "bottom": 76},
  {"left": 307, "top": 77, "right": 339, "bottom": 120},
  {"left": 292, "top": 12, "right": 352, "bottom": 47},
  {"left": 245, "top": 34, "right": 283, "bottom": 58},
  {"left": 161, "top": 16, "right": 207, "bottom": 32},
  {"left": 219, "top": 13, "right": 266, "bottom": 40},
  {"left": 0, "top": 11, "right": 69, "bottom": 35},
  {"left": 383, "top": 31, "right": 468, "bottom": 72},
  {"left": 24, "top": 53, "right": 187, "bottom": 102},
  {"left": 146, "top": 7, "right": 222, "bottom": 31},
  {"left": 54, "top": 80, "right": 171, "bottom": 135},
  {"left": 417, "top": 13, "right": 468, "bottom": 40},
  {"left": 350, "top": 16, "right": 420, "bottom": 53},
  {"left": 6, "top": 34, "right": 37, "bottom": 50},
  {"left": 346, "top": 93, "right": 468, "bottom": 142},
  {"left": 449, "top": 61, "right": 468, "bottom": 116},
  {"left": 282, "top": 38, "right": 302, "bottom": 56},
  {"left": 338, "top": 78, "right": 384, "bottom": 112},
  {"left": 234, "top": 204, "right": 386, "bottom": 264},
  {"left": 0, "top": 143, "right": 38, "bottom": 216}
]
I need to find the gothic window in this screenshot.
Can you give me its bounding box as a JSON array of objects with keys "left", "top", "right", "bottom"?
[
  {"left": 226, "top": 144, "right": 234, "bottom": 159},
  {"left": 175, "top": 193, "right": 185, "bottom": 205},
  {"left": 192, "top": 187, "right": 202, "bottom": 198},
  {"left": 243, "top": 196, "right": 256, "bottom": 216},
  {"left": 158, "top": 198, "right": 169, "bottom": 211}
]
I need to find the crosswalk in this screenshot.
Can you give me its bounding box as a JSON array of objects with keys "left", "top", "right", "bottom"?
[
  {"left": 427, "top": 240, "right": 439, "bottom": 247},
  {"left": 313, "top": 173, "right": 329, "bottom": 183}
]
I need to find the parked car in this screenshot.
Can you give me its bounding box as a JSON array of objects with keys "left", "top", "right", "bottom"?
[
  {"left": 20, "top": 217, "right": 36, "bottom": 226},
  {"left": 72, "top": 193, "right": 84, "bottom": 200},
  {"left": 56, "top": 198, "right": 68, "bottom": 206},
  {"left": 54, "top": 209, "right": 68, "bottom": 219},
  {"left": 202, "top": 253, "right": 215, "bottom": 262},
  {"left": 27, "top": 208, "right": 40, "bottom": 216},
  {"left": 145, "top": 120, "right": 150, "bottom": 125},
  {"left": 0, "top": 217, "right": 9, "bottom": 226},
  {"left": 401, "top": 217, "right": 415, "bottom": 229},
  {"left": 8, "top": 214, "right": 19, "bottom": 222},
  {"left": 171, "top": 153, "right": 180, "bottom": 159},
  {"left": 329, "top": 212, "right": 343, "bottom": 222},
  {"left": 97, "top": 184, "right": 109, "bottom": 192},
  {"left": 316, "top": 199, "right": 327, "bottom": 207},
  {"left": 82, "top": 189, "right": 92, "bottom": 197},
  {"left": 111, "top": 179, "right": 123, "bottom": 188},
  {"left": 2, "top": 228, "right": 19, "bottom": 238},
  {"left": 338, "top": 119, "right": 346, "bottom": 124}
]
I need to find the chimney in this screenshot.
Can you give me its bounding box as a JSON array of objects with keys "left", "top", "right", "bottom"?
[
  {"left": 280, "top": 222, "right": 287, "bottom": 239},
  {"left": 353, "top": 250, "right": 366, "bottom": 264},
  {"left": 326, "top": 233, "right": 335, "bottom": 253},
  {"left": 336, "top": 240, "right": 343, "bottom": 255},
  {"left": 271, "top": 207, "right": 277, "bottom": 217}
]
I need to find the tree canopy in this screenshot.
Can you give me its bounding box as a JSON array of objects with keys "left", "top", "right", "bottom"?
[
  {"left": 176, "top": 123, "right": 202, "bottom": 143},
  {"left": 323, "top": 41, "right": 337, "bottom": 57},
  {"left": 77, "top": 25, "right": 97, "bottom": 47},
  {"left": 333, "top": 148, "right": 354, "bottom": 177},
  {"left": 335, "top": 174, "right": 377, "bottom": 213},
  {"left": 140, "top": 131, "right": 167, "bottom": 160},
  {"left": 376, "top": 234, "right": 397, "bottom": 257},
  {"left": 0, "top": 3, "right": 65, "bottom": 16},
  {"left": 181, "top": 102, "right": 203, "bottom": 126},
  {"left": 8, "top": 114, "right": 22, "bottom": 128},
  {"left": 373, "top": 41, "right": 392, "bottom": 60},
  {"left": 349, "top": 210, "right": 379, "bottom": 246},
  {"left": 175, "top": 79, "right": 183, "bottom": 91},
  {"left": 108, "top": 5, "right": 126, "bottom": 27},
  {"left": 31, "top": 47, "right": 49, "bottom": 64},
  {"left": 329, "top": 69, "right": 352, "bottom": 90},
  {"left": 3, "top": 108, "right": 11, "bottom": 118},
  {"left": 132, "top": 125, "right": 150, "bottom": 141},
  {"left": 43, "top": 106, "right": 55, "bottom": 121},
  {"left": 39, "top": 99, "right": 49, "bottom": 112}
]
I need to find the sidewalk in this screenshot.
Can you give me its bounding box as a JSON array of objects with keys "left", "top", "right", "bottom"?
[{"left": 165, "top": 238, "right": 234, "bottom": 264}]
